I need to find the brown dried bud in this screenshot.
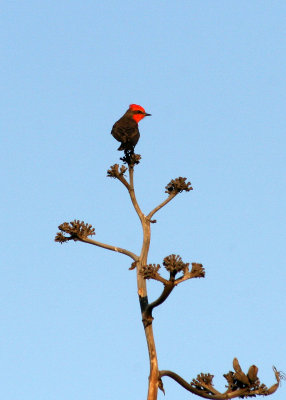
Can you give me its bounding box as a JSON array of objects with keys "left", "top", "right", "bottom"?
[
  {"left": 129, "top": 261, "right": 137, "bottom": 270},
  {"left": 247, "top": 365, "right": 258, "bottom": 383},
  {"left": 165, "top": 177, "right": 193, "bottom": 194},
  {"left": 234, "top": 370, "right": 250, "bottom": 386},
  {"left": 233, "top": 358, "right": 242, "bottom": 373}
]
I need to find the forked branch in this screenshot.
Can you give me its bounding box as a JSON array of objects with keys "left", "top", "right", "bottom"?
[{"left": 140, "top": 256, "right": 205, "bottom": 324}]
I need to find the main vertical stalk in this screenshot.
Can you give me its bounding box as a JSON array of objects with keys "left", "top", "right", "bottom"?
[
  {"left": 128, "top": 165, "right": 159, "bottom": 400},
  {"left": 138, "top": 220, "right": 159, "bottom": 400}
]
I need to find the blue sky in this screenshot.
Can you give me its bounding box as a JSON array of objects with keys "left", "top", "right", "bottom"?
[{"left": 1, "top": 1, "right": 286, "bottom": 399}]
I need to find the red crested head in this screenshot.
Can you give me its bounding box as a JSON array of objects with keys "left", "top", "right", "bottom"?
[{"left": 128, "top": 104, "right": 151, "bottom": 123}]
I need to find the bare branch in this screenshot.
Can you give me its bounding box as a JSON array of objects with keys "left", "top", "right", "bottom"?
[
  {"left": 141, "top": 280, "right": 176, "bottom": 329},
  {"left": 147, "top": 282, "right": 175, "bottom": 313},
  {"left": 128, "top": 165, "right": 144, "bottom": 221},
  {"left": 78, "top": 237, "right": 139, "bottom": 261},
  {"left": 147, "top": 192, "right": 177, "bottom": 220},
  {"left": 147, "top": 177, "right": 192, "bottom": 220},
  {"left": 107, "top": 164, "right": 129, "bottom": 189}
]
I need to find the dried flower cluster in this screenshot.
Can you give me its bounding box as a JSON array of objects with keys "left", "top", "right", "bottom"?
[
  {"left": 107, "top": 164, "right": 127, "bottom": 179},
  {"left": 140, "top": 258, "right": 205, "bottom": 286},
  {"left": 190, "top": 263, "right": 205, "bottom": 278},
  {"left": 165, "top": 177, "right": 193, "bottom": 194},
  {"left": 55, "top": 220, "right": 95, "bottom": 243},
  {"left": 191, "top": 373, "right": 215, "bottom": 394},
  {"left": 163, "top": 254, "right": 189, "bottom": 275},
  {"left": 140, "top": 264, "right": 161, "bottom": 279}
]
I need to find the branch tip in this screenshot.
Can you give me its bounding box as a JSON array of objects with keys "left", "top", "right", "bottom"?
[
  {"left": 120, "top": 151, "right": 141, "bottom": 166},
  {"left": 55, "top": 220, "right": 95, "bottom": 243},
  {"left": 158, "top": 377, "right": 165, "bottom": 395},
  {"left": 163, "top": 254, "right": 189, "bottom": 276},
  {"left": 165, "top": 177, "right": 193, "bottom": 194},
  {"left": 107, "top": 163, "right": 127, "bottom": 179},
  {"left": 190, "top": 262, "right": 205, "bottom": 278},
  {"left": 129, "top": 261, "right": 138, "bottom": 270}
]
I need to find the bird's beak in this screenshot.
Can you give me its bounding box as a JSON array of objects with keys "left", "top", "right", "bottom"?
[{"left": 144, "top": 112, "right": 151, "bottom": 116}]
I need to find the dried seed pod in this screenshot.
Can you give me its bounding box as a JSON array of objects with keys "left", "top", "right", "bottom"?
[
  {"left": 234, "top": 370, "right": 250, "bottom": 386},
  {"left": 233, "top": 358, "right": 242, "bottom": 372},
  {"left": 247, "top": 365, "right": 258, "bottom": 383}
]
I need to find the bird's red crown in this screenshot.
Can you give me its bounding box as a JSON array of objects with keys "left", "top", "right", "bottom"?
[{"left": 129, "top": 104, "right": 146, "bottom": 113}]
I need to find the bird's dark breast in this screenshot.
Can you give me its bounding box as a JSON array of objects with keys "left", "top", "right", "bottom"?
[{"left": 111, "top": 117, "right": 140, "bottom": 147}]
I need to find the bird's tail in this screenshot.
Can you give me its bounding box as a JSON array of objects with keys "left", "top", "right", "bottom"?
[
  {"left": 117, "top": 144, "right": 125, "bottom": 151},
  {"left": 117, "top": 143, "right": 135, "bottom": 152}
]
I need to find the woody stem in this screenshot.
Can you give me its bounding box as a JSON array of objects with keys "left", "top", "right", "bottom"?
[{"left": 127, "top": 165, "right": 159, "bottom": 400}]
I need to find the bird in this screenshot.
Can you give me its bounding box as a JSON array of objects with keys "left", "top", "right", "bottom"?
[{"left": 111, "top": 104, "right": 151, "bottom": 152}]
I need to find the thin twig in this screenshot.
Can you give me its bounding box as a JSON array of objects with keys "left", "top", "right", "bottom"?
[
  {"left": 117, "top": 175, "right": 130, "bottom": 190},
  {"left": 147, "top": 193, "right": 177, "bottom": 220},
  {"left": 147, "top": 282, "right": 175, "bottom": 313},
  {"left": 128, "top": 166, "right": 144, "bottom": 221},
  {"left": 79, "top": 237, "right": 138, "bottom": 261}
]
